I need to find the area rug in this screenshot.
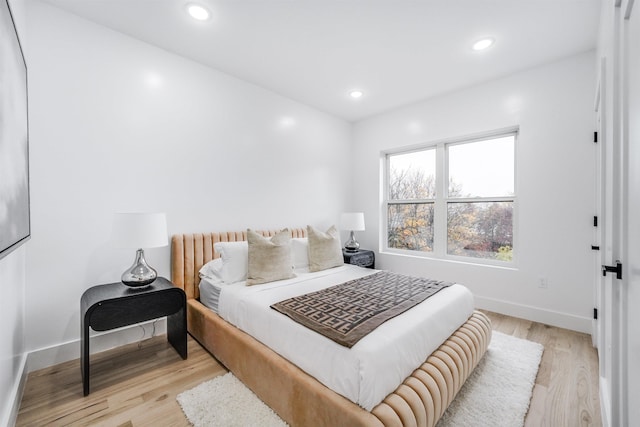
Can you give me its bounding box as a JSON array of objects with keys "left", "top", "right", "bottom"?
[
  {"left": 177, "top": 331, "right": 543, "bottom": 427},
  {"left": 437, "top": 331, "right": 544, "bottom": 426},
  {"left": 177, "top": 372, "right": 287, "bottom": 427}
]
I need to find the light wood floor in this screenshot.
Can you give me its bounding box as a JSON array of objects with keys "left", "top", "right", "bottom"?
[
  {"left": 16, "top": 311, "right": 601, "bottom": 426},
  {"left": 485, "top": 311, "right": 602, "bottom": 427}
]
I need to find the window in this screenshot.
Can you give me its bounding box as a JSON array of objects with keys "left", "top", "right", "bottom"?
[
  {"left": 385, "top": 130, "right": 516, "bottom": 264},
  {"left": 388, "top": 149, "right": 436, "bottom": 252}
]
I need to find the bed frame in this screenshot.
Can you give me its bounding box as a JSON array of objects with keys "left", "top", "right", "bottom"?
[{"left": 171, "top": 229, "right": 491, "bottom": 427}]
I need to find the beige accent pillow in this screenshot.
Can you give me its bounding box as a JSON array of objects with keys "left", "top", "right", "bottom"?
[
  {"left": 247, "top": 229, "right": 295, "bottom": 285},
  {"left": 307, "top": 225, "right": 343, "bottom": 272}
]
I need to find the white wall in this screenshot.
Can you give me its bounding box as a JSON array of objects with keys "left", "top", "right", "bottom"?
[
  {"left": 24, "top": 1, "right": 352, "bottom": 368},
  {"left": 1, "top": 1, "right": 28, "bottom": 425},
  {"left": 0, "top": 247, "right": 27, "bottom": 427},
  {"left": 353, "top": 51, "right": 596, "bottom": 333}
]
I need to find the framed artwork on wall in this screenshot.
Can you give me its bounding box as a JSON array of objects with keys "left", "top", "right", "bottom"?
[{"left": 0, "top": 0, "right": 30, "bottom": 260}]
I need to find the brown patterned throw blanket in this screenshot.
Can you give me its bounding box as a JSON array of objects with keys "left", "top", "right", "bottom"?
[{"left": 270, "top": 271, "right": 452, "bottom": 348}]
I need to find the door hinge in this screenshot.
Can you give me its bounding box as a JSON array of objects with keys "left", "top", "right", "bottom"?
[
  {"left": 602, "top": 260, "right": 622, "bottom": 280},
  {"left": 591, "top": 245, "right": 600, "bottom": 251},
  {"left": 593, "top": 216, "right": 598, "bottom": 227},
  {"left": 594, "top": 131, "right": 598, "bottom": 143},
  {"left": 593, "top": 308, "right": 598, "bottom": 320}
]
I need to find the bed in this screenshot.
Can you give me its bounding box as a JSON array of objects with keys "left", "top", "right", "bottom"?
[{"left": 171, "top": 228, "right": 491, "bottom": 427}]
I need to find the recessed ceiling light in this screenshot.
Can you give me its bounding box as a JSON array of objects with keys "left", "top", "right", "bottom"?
[
  {"left": 472, "top": 38, "right": 494, "bottom": 51},
  {"left": 279, "top": 116, "right": 296, "bottom": 128},
  {"left": 186, "top": 3, "right": 210, "bottom": 21},
  {"left": 349, "top": 90, "right": 364, "bottom": 99}
]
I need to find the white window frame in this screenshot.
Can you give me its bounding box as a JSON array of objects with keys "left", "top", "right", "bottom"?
[{"left": 382, "top": 127, "right": 518, "bottom": 267}]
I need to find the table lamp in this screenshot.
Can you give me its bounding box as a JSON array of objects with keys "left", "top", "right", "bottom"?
[
  {"left": 112, "top": 212, "right": 168, "bottom": 287},
  {"left": 340, "top": 212, "right": 365, "bottom": 252}
]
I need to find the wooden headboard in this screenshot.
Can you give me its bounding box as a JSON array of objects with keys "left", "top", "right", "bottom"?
[{"left": 171, "top": 228, "right": 307, "bottom": 300}]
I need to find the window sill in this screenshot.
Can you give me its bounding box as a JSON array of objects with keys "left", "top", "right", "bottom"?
[{"left": 380, "top": 249, "right": 519, "bottom": 271}]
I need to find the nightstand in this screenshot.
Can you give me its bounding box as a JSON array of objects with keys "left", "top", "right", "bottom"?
[
  {"left": 80, "top": 277, "right": 187, "bottom": 395},
  {"left": 343, "top": 249, "right": 375, "bottom": 269}
]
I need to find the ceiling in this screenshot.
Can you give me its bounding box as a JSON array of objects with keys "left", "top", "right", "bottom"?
[{"left": 41, "top": 0, "right": 602, "bottom": 122}]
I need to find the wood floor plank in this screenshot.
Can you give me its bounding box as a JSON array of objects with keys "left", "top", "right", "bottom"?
[
  {"left": 16, "top": 335, "right": 224, "bottom": 427},
  {"left": 17, "top": 312, "right": 602, "bottom": 426}
]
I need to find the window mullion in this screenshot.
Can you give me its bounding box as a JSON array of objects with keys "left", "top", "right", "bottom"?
[
  {"left": 387, "top": 198, "right": 435, "bottom": 205},
  {"left": 433, "top": 143, "right": 447, "bottom": 256},
  {"left": 447, "top": 196, "right": 515, "bottom": 203}
]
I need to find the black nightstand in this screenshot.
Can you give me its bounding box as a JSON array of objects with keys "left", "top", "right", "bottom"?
[
  {"left": 80, "top": 277, "right": 187, "bottom": 395},
  {"left": 343, "top": 249, "right": 375, "bottom": 269}
]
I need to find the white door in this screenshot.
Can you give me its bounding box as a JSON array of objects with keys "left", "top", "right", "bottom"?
[
  {"left": 597, "top": 1, "right": 638, "bottom": 425},
  {"left": 621, "top": 0, "right": 639, "bottom": 424},
  {"left": 594, "top": 57, "right": 617, "bottom": 427},
  {"left": 595, "top": 0, "right": 637, "bottom": 427}
]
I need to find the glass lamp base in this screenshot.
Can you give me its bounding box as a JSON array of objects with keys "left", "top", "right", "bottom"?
[
  {"left": 344, "top": 230, "right": 360, "bottom": 252},
  {"left": 121, "top": 249, "right": 157, "bottom": 288}
]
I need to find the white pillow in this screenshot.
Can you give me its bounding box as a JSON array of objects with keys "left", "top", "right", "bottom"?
[
  {"left": 213, "top": 241, "right": 249, "bottom": 284},
  {"left": 307, "top": 225, "right": 343, "bottom": 272},
  {"left": 199, "top": 258, "right": 224, "bottom": 281},
  {"left": 291, "top": 237, "right": 309, "bottom": 269}
]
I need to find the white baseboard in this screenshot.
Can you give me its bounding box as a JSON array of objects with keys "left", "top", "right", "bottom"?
[
  {"left": 475, "top": 295, "right": 592, "bottom": 334},
  {"left": 2, "top": 352, "right": 28, "bottom": 427},
  {"left": 27, "top": 318, "right": 167, "bottom": 373}
]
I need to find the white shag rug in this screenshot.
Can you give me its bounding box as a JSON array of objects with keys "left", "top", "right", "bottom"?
[
  {"left": 177, "top": 331, "right": 543, "bottom": 427},
  {"left": 177, "top": 372, "right": 288, "bottom": 427},
  {"left": 436, "top": 331, "right": 544, "bottom": 427}
]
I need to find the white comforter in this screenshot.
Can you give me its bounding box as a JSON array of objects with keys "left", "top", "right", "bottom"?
[{"left": 206, "top": 264, "right": 474, "bottom": 410}]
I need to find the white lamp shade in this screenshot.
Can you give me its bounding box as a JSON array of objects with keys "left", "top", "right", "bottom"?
[
  {"left": 340, "top": 212, "right": 365, "bottom": 231},
  {"left": 112, "top": 212, "right": 168, "bottom": 249}
]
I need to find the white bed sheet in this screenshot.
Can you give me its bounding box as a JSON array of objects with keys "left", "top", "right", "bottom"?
[
  {"left": 201, "top": 264, "right": 474, "bottom": 411},
  {"left": 199, "top": 276, "right": 223, "bottom": 313}
]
